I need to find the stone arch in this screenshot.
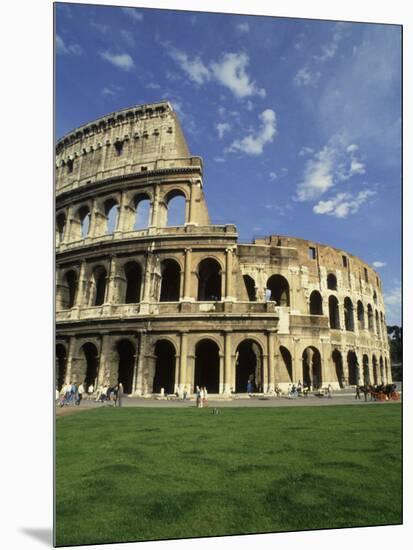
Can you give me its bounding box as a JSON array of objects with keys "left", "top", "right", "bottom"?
[
  {"left": 373, "top": 290, "right": 378, "bottom": 304},
  {"left": 375, "top": 310, "right": 380, "bottom": 338},
  {"left": 302, "top": 346, "right": 322, "bottom": 389},
  {"left": 243, "top": 275, "right": 257, "bottom": 301},
  {"left": 344, "top": 297, "right": 355, "bottom": 331},
  {"left": 327, "top": 273, "right": 337, "bottom": 290},
  {"left": 60, "top": 269, "right": 78, "bottom": 309},
  {"left": 80, "top": 342, "right": 99, "bottom": 389},
  {"left": 104, "top": 198, "right": 119, "bottom": 234},
  {"left": 56, "top": 212, "right": 66, "bottom": 245},
  {"left": 91, "top": 265, "right": 107, "bottom": 306},
  {"left": 78, "top": 205, "right": 90, "bottom": 239},
  {"left": 279, "top": 346, "right": 293, "bottom": 383},
  {"left": 153, "top": 339, "right": 176, "bottom": 394},
  {"left": 116, "top": 339, "right": 135, "bottom": 394},
  {"left": 235, "top": 339, "right": 263, "bottom": 393},
  {"left": 362, "top": 354, "right": 370, "bottom": 384},
  {"left": 133, "top": 193, "right": 152, "bottom": 230},
  {"left": 197, "top": 258, "right": 222, "bottom": 301},
  {"left": 123, "top": 261, "right": 142, "bottom": 304},
  {"left": 347, "top": 350, "right": 358, "bottom": 386},
  {"left": 332, "top": 349, "right": 344, "bottom": 387},
  {"left": 379, "top": 355, "right": 384, "bottom": 384},
  {"left": 266, "top": 274, "right": 290, "bottom": 306},
  {"left": 372, "top": 354, "right": 378, "bottom": 384},
  {"left": 328, "top": 295, "right": 340, "bottom": 329},
  {"left": 165, "top": 189, "right": 187, "bottom": 227},
  {"left": 56, "top": 343, "right": 67, "bottom": 390},
  {"left": 194, "top": 339, "right": 220, "bottom": 393},
  {"left": 357, "top": 300, "right": 365, "bottom": 330},
  {"left": 309, "top": 290, "right": 323, "bottom": 315},
  {"left": 367, "top": 304, "right": 374, "bottom": 332},
  {"left": 160, "top": 259, "right": 181, "bottom": 301}
]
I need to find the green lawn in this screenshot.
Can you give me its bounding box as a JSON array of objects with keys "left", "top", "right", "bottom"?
[{"left": 55, "top": 404, "right": 402, "bottom": 546}]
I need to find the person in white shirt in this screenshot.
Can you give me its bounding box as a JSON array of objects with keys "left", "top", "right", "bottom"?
[{"left": 77, "top": 383, "right": 85, "bottom": 406}]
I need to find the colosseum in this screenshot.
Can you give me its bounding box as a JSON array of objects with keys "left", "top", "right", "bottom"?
[{"left": 56, "top": 101, "right": 391, "bottom": 396}]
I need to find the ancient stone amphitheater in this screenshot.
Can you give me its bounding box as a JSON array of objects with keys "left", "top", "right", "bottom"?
[{"left": 56, "top": 101, "right": 391, "bottom": 396}]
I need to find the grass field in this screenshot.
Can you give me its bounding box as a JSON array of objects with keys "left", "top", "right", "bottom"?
[{"left": 55, "top": 404, "right": 402, "bottom": 546}]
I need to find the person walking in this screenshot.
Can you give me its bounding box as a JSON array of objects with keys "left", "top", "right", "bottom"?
[
  {"left": 77, "top": 382, "right": 85, "bottom": 406},
  {"left": 327, "top": 384, "right": 333, "bottom": 398},
  {"left": 116, "top": 382, "right": 124, "bottom": 407},
  {"left": 88, "top": 383, "right": 94, "bottom": 399},
  {"left": 247, "top": 380, "right": 253, "bottom": 397},
  {"left": 355, "top": 385, "right": 361, "bottom": 400},
  {"left": 202, "top": 386, "right": 208, "bottom": 408},
  {"left": 196, "top": 385, "right": 201, "bottom": 408},
  {"left": 71, "top": 381, "right": 78, "bottom": 406}
]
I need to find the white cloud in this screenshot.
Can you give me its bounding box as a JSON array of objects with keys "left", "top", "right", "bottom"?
[
  {"left": 100, "top": 51, "right": 135, "bottom": 71},
  {"left": 227, "top": 109, "right": 277, "bottom": 156},
  {"left": 91, "top": 22, "right": 110, "bottom": 33},
  {"left": 146, "top": 82, "right": 161, "bottom": 89},
  {"left": 120, "top": 30, "right": 135, "bottom": 47},
  {"left": 313, "top": 190, "right": 376, "bottom": 218},
  {"left": 56, "top": 34, "right": 82, "bottom": 56},
  {"left": 237, "top": 22, "right": 250, "bottom": 33},
  {"left": 211, "top": 52, "right": 266, "bottom": 99},
  {"left": 102, "top": 85, "right": 122, "bottom": 97},
  {"left": 214, "top": 157, "right": 226, "bottom": 163},
  {"left": 168, "top": 48, "right": 210, "bottom": 85},
  {"left": 313, "top": 25, "right": 344, "bottom": 63},
  {"left": 294, "top": 66, "right": 321, "bottom": 88},
  {"left": 298, "top": 146, "right": 315, "bottom": 157},
  {"left": 269, "top": 172, "right": 277, "bottom": 181},
  {"left": 216, "top": 122, "right": 231, "bottom": 139},
  {"left": 383, "top": 285, "right": 401, "bottom": 325},
  {"left": 121, "top": 8, "right": 143, "bottom": 22},
  {"left": 372, "top": 261, "right": 387, "bottom": 268}
]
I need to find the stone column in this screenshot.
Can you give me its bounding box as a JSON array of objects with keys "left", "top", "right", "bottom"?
[
  {"left": 225, "top": 248, "right": 234, "bottom": 301},
  {"left": 223, "top": 331, "right": 232, "bottom": 395},
  {"left": 288, "top": 266, "right": 300, "bottom": 313},
  {"left": 66, "top": 205, "right": 80, "bottom": 243},
  {"left": 292, "top": 338, "right": 301, "bottom": 383},
  {"left": 64, "top": 336, "right": 76, "bottom": 385},
  {"left": 150, "top": 185, "right": 160, "bottom": 227},
  {"left": 133, "top": 331, "right": 146, "bottom": 395},
  {"left": 140, "top": 250, "right": 153, "bottom": 313},
  {"left": 179, "top": 332, "right": 188, "bottom": 394},
  {"left": 97, "top": 334, "right": 112, "bottom": 387},
  {"left": 262, "top": 354, "right": 269, "bottom": 392},
  {"left": 183, "top": 248, "right": 193, "bottom": 301},
  {"left": 75, "top": 260, "right": 87, "bottom": 308},
  {"left": 186, "top": 180, "right": 198, "bottom": 225},
  {"left": 267, "top": 330, "right": 276, "bottom": 393},
  {"left": 105, "top": 256, "right": 118, "bottom": 304},
  {"left": 88, "top": 199, "right": 98, "bottom": 238}
]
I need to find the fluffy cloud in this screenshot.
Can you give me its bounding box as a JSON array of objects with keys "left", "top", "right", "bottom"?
[
  {"left": 120, "top": 30, "right": 135, "bottom": 47},
  {"left": 227, "top": 109, "right": 276, "bottom": 155},
  {"left": 294, "top": 66, "right": 321, "bottom": 88},
  {"left": 121, "top": 8, "right": 143, "bottom": 21},
  {"left": 168, "top": 49, "right": 210, "bottom": 85},
  {"left": 100, "top": 51, "right": 135, "bottom": 71},
  {"left": 313, "top": 190, "right": 376, "bottom": 218},
  {"left": 211, "top": 53, "right": 266, "bottom": 99},
  {"left": 237, "top": 22, "right": 250, "bottom": 33},
  {"left": 216, "top": 122, "right": 231, "bottom": 139},
  {"left": 372, "top": 261, "right": 387, "bottom": 268},
  {"left": 56, "top": 34, "right": 82, "bottom": 56}
]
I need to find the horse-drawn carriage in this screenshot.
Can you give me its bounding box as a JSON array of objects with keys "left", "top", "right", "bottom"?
[{"left": 359, "top": 383, "right": 399, "bottom": 402}]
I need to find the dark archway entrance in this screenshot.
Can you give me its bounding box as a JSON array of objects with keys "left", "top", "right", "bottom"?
[
  {"left": 197, "top": 259, "right": 222, "bottom": 301},
  {"left": 153, "top": 340, "right": 176, "bottom": 394},
  {"left": 332, "top": 349, "right": 344, "bottom": 388},
  {"left": 81, "top": 343, "right": 99, "bottom": 389},
  {"left": 302, "top": 347, "right": 322, "bottom": 389},
  {"left": 56, "top": 344, "right": 67, "bottom": 390},
  {"left": 372, "top": 355, "right": 378, "bottom": 385},
  {"left": 243, "top": 275, "right": 256, "bottom": 301},
  {"left": 194, "top": 339, "right": 220, "bottom": 393},
  {"left": 117, "top": 339, "right": 135, "bottom": 394},
  {"left": 309, "top": 291, "right": 323, "bottom": 315},
  {"left": 347, "top": 351, "right": 358, "bottom": 386},
  {"left": 279, "top": 346, "right": 293, "bottom": 383},
  {"left": 124, "top": 262, "right": 142, "bottom": 303},
  {"left": 235, "top": 340, "right": 263, "bottom": 393},
  {"left": 266, "top": 275, "right": 290, "bottom": 306},
  {"left": 160, "top": 259, "right": 181, "bottom": 301},
  {"left": 362, "top": 354, "right": 370, "bottom": 384}
]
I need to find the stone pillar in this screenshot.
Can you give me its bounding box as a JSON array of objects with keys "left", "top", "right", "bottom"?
[
  {"left": 225, "top": 248, "right": 234, "bottom": 301},
  {"left": 87, "top": 199, "right": 98, "bottom": 238},
  {"left": 66, "top": 205, "right": 80, "bottom": 243},
  {"left": 219, "top": 353, "right": 224, "bottom": 395},
  {"left": 150, "top": 185, "right": 160, "bottom": 227},
  {"left": 97, "top": 334, "right": 115, "bottom": 387},
  {"left": 187, "top": 353, "right": 196, "bottom": 394},
  {"left": 183, "top": 248, "right": 193, "bottom": 301},
  {"left": 179, "top": 332, "right": 188, "bottom": 394},
  {"left": 292, "top": 338, "right": 301, "bottom": 383},
  {"left": 186, "top": 180, "right": 197, "bottom": 225},
  {"left": 262, "top": 354, "right": 269, "bottom": 392},
  {"left": 64, "top": 336, "right": 77, "bottom": 385},
  {"left": 133, "top": 331, "right": 146, "bottom": 395},
  {"left": 140, "top": 250, "right": 153, "bottom": 313},
  {"left": 223, "top": 331, "right": 232, "bottom": 395},
  {"left": 288, "top": 266, "right": 300, "bottom": 313},
  {"left": 144, "top": 354, "right": 156, "bottom": 395},
  {"left": 75, "top": 260, "right": 87, "bottom": 308},
  {"left": 105, "top": 256, "right": 118, "bottom": 304},
  {"left": 267, "top": 330, "right": 276, "bottom": 393}
]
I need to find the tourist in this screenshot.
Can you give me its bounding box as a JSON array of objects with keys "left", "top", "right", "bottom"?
[
  {"left": 116, "top": 382, "right": 124, "bottom": 407},
  {"left": 71, "top": 381, "right": 78, "bottom": 406},
  {"left": 247, "top": 380, "right": 253, "bottom": 396},
  {"left": 355, "top": 385, "right": 361, "bottom": 400},
  {"left": 297, "top": 380, "right": 302, "bottom": 395},
  {"left": 55, "top": 386, "right": 59, "bottom": 404},
  {"left": 65, "top": 382, "right": 71, "bottom": 403},
  {"left": 327, "top": 384, "right": 333, "bottom": 398},
  {"left": 88, "top": 383, "right": 94, "bottom": 399},
  {"left": 196, "top": 385, "right": 201, "bottom": 408},
  {"left": 201, "top": 386, "right": 208, "bottom": 407},
  {"left": 77, "top": 382, "right": 85, "bottom": 405}
]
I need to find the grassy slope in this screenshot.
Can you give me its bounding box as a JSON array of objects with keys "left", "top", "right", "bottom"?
[{"left": 56, "top": 405, "right": 402, "bottom": 546}]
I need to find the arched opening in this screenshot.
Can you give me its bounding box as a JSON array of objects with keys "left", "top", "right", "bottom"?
[
  {"left": 81, "top": 343, "right": 99, "bottom": 389},
  {"left": 367, "top": 304, "right": 374, "bottom": 332},
  {"left": 375, "top": 310, "right": 380, "bottom": 338},
  {"left": 266, "top": 274, "right": 290, "bottom": 306},
  {"left": 347, "top": 351, "right": 358, "bottom": 386},
  {"left": 124, "top": 262, "right": 142, "bottom": 303},
  {"left": 78, "top": 205, "right": 90, "bottom": 238},
  {"left": 105, "top": 199, "right": 119, "bottom": 234},
  {"left": 92, "top": 266, "right": 107, "bottom": 306},
  {"left": 373, "top": 290, "right": 377, "bottom": 304},
  {"left": 328, "top": 295, "right": 340, "bottom": 329},
  {"left": 197, "top": 258, "right": 222, "bottom": 301},
  {"left": 56, "top": 212, "right": 66, "bottom": 245},
  {"left": 302, "top": 347, "right": 322, "bottom": 389},
  {"left": 357, "top": 301, "right": 365, "bottom": 330},
  {"left": 380, "top": 312, "right": 385, "bottom": 339},
  {"left": 166, "top": 191, "right": 186, "bottom": 226},
  {"left": 379, "top": 356, "right": 384, "bottom": 384},
  {"left": 372, "top": 355, "right": 378, "bottom": 385},
  {"left": 160, "top": 259, "right": 181, "bottom": 301},
  {"left": 153, "top": 340, "right": 176, "bottom": 394},
  {"left": 344, "top": 297, "right": 354, "bottom": 331},
  {"left": 243, "top": 275, "right": 257, "bottom": 301},
  {"left": 385, "top": 357, "right": 389, "bottom": 383},
  {"left": 362, "top": 354, "right": 370, "bottom": 384},
  {"left": 194, "top": 339, "right": 220, "bottom": 393},
  {"left": 327, "top": 273, "right": 337, "bottom": 290},
  {"left": 309, "top": 290, "right": 323, "bottom": 315},
  {"left": 56, "top": 344, "right": 67, "bottom": 390},
  {"left": 332, "top": 349, "right": 344, "bottom": 388},
  {"left": 235, "top": 340, "right": 263, "bottom": 393},
  {"left": 60, "top": 270, "right": 77, "bottom": 309},
  {"left": 116, "top": 339, "right": 135, "bottom": 394},
  {"left": 133, "top": 194, "right": 151, "bottom": 230},
  {"left": 279, "top": 346, "right": 293, "bottom": 383}
]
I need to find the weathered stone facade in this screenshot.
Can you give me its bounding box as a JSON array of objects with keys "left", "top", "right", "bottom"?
[{"left": 56, "top": 101, "right": 391, "bottom": 395}]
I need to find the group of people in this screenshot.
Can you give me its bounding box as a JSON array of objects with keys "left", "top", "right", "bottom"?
[
  {"left": 56, "top": 381, "right": 94, "bottom": 406},
  {"left": 95, "top": 383, "right": 124, "bottom": 406},
  {"left": 195, "top": 386, "right": 208, "bottom": 408}
]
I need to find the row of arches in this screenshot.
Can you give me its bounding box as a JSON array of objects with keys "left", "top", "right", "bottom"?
[
  {"left": 326, "top": 294, "right": 385, "bottom": 336},
  {"left": 56, "top": 190, "right": 187, "bottom": 244},
  {"left": 327, "top": 273, "right": 379, "bottom": 304}
]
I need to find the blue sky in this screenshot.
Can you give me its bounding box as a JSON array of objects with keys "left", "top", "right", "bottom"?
[{"left": 55, "top": 3, "right": 401, "bottom": 325}]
